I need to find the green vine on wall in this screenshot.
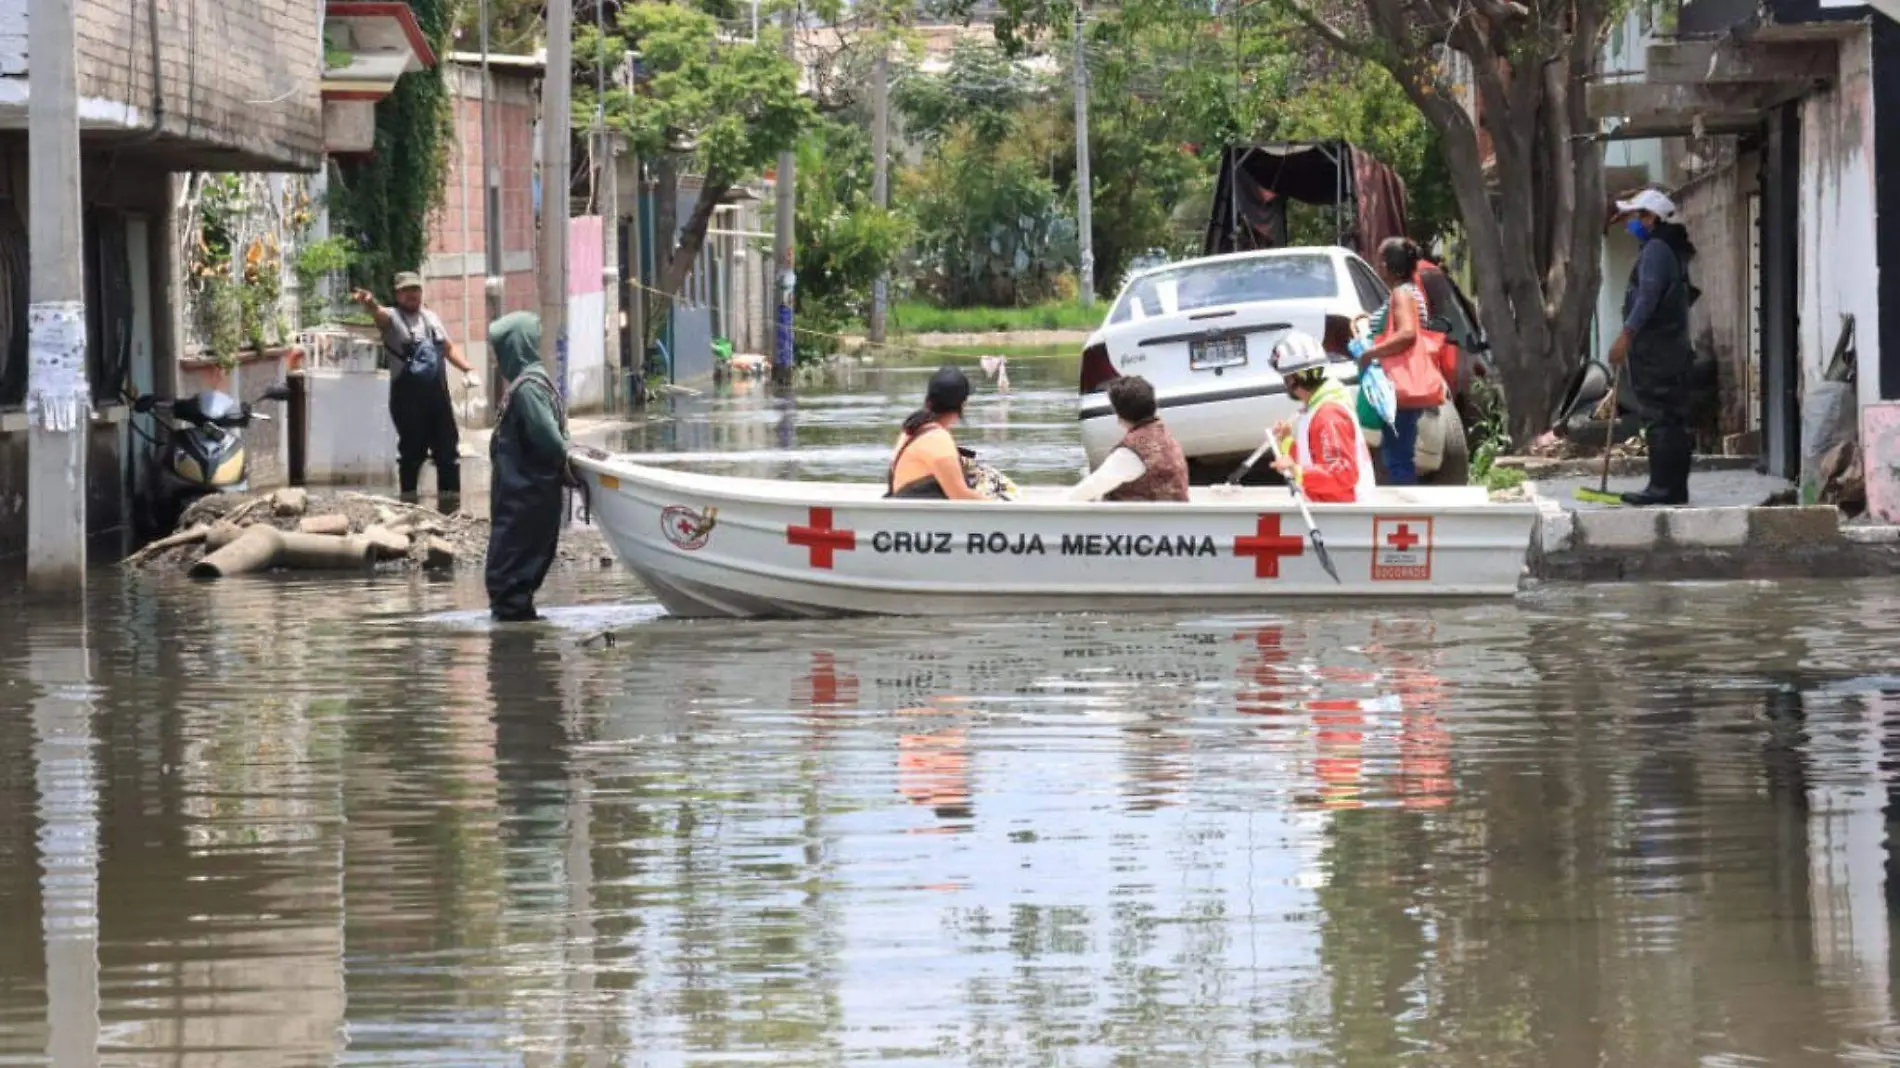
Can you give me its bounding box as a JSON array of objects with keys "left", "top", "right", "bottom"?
[{"left": 327, "top": 0, "right": 454, "bottom": 299}]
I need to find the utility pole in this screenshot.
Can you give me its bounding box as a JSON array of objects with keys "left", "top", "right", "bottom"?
[
  {"left": 596, "top": 0, "right": 624, "bottom": 411},
  {"left": 27, "top": 0, "right": 88, "bottom": 593},
  {"left": 868, "top": 30, "right": 890, "bottom": 344},
  {"left": 627, "top": 150, "right": 645, "bottom": 399},
  {"left": 771, "top": 0, "right": 797, "bottom": 385},
  {"left": 478, "top": 0, "right": 503, "bottom": 418},
  {"left": 540, "top": 0, "right": 573, "bottom": 400},
  {"left": 1071, "top": 3, "right": 1095, "bottom": 307}
]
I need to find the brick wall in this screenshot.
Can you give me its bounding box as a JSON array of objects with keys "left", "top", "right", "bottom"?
[
  {"left": 0, "top": 0, "right": 323, "bottom": 171},
  {"left": 423, "top": 63, "right": 539, "bottom": 363}
]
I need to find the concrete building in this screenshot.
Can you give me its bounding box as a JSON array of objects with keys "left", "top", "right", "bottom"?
[
  {"left": 0, "top": 0, "right": 439, "bottom": 566},
  {"left": 1588, "top": 0, "right": 1900, "bottom": 514},
  {"left": 420, "top": 53, "right": 542, "bottom": 383}
]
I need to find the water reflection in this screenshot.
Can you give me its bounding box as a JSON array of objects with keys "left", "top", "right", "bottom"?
[{"left": 7, "top": 367, "right": 1900, "bottom": 1062}]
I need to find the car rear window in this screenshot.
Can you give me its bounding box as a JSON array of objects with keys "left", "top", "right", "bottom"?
[{"left": 1109, "top": 255, "right": 1337, "bottom": 324}]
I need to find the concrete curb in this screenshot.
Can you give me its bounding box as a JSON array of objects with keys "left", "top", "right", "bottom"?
[{"left": 1526, "top": 488, "right": 1900, "bottom": 582}]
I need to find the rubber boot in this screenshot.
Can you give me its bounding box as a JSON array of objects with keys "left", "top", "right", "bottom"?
[
  {"left": 1621, "top": 427, "right": 1690, "bottom": 507},
  {"left": 437, "top": 491, "right": 461, "bottom": 517}
]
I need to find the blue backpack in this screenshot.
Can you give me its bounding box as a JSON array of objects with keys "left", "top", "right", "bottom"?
[{"left": 392, "top": 312, "right": 445, "bottom": 383}]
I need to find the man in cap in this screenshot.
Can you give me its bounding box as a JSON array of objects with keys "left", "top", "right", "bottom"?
[
  {"left": 1607, "top": 188, "right": 1699, "bottom": 506},
  {"left": 484, "top": 312, "right": 570, "bottom": 623},
  {"left": 353, "top": 272, "right": 480, "bottom": 510}
]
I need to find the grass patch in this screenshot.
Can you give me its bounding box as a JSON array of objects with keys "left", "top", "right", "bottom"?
[
  {"left": 1482, "top": 466, "right": 1527, "bottom": 493},
  {"left": 863, "top": 300, "right": 1102, "bottom": 336}
]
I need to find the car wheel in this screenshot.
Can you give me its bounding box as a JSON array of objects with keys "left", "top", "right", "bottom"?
[{"left": 1421, "top": 401, "right": 1470, "bottom": 485}]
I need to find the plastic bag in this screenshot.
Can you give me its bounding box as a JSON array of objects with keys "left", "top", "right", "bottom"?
[
  {"left": 1357, "top": 362, "right": 1397, "bottom": 431},
  {"left": 1800, "top": 380, "right": 1857, "bottom": 504}
]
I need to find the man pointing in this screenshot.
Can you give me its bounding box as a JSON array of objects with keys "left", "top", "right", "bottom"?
[{"left": 354, "top": 272, "right": 480, "bottom": 510}]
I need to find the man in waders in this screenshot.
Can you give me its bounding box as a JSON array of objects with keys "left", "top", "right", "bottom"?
[
  {"left": 1607, "top": 189, "right": 1698, "bottom": 506},
  {"left": 354, "top": 273, "right": 479, "bottom": 511},
  {"left": 485, "top": 312, "right": 570, "bottom": 623}
]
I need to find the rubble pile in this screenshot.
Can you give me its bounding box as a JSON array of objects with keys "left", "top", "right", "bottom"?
[{"left": 126, "top": 488, "right": 613, "bottom": 576}]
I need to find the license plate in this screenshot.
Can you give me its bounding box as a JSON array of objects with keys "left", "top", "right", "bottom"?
[{"left": 1190, "top": 335, "right": 1247, "bottom": 370}]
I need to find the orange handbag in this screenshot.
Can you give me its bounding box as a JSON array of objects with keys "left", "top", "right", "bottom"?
[{"left": 1378, "top": 324, "right": 1449, "bottom": 410}]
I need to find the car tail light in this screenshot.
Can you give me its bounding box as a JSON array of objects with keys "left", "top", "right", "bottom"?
[{"left": 1078, "top": 341, "right": 1119, "bottom": 394}]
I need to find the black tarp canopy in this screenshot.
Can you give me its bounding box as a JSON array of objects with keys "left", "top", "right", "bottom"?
[{"left": 1204, "top": 141, "right": 1409, "bottom": 261}]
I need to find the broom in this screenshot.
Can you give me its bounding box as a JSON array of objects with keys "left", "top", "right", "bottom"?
[{"left": 1574, "top": 373, "right": 1623, "bottom": 505}]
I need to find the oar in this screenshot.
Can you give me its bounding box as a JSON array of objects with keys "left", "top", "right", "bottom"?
[
  {"left": 1225, "top": 438, "right": 1274, "bottom": 485},
  {"left": 1263, "top": 435, "right": 1343, "bottom": 585}
]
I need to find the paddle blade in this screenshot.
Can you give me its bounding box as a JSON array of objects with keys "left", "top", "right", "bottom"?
[{"left": 1309, "top": 531, "right": 1342, "bottom": 584}]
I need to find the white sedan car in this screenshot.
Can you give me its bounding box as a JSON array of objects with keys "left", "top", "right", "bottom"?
[{"left": 1077, "top": 246, "right": 1465, "bottom": 479}]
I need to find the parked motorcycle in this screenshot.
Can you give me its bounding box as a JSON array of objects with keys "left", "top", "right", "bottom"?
[{"left": 130, "top": 383, "right": 292, "bottom": 539}]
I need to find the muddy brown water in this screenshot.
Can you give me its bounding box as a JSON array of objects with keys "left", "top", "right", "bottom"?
[{"left": 5, "top": 356, "right": 1900, "bottom": 1066}]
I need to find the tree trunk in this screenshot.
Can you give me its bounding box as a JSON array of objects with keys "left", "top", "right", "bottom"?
[
  {"left": 1375, "top": 35, "right": 1605, "bottom": 446},
  {"left": 643, "top": 167, "right": 734, "bottom": 352}
]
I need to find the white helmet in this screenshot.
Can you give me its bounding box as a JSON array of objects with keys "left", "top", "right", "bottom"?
[{"left": 1271, "top": 331, "right": 1328, "bottom": 376}]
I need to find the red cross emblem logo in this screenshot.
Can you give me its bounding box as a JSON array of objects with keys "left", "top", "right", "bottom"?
[
  {"left": 1234, "top": 514, "right": 1305, "bottom": 578},
  {"left": 1372, "top": 516, "right": 1432, "bottom": 581},
  {"left": 788, "top": 507, "right": 857, "bottom": 569}
]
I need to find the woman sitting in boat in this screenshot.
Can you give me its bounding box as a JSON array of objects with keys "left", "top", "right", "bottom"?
[
  {"left": 887, "top": 367, "right": 989, "bottom": 500},
  {"left": 1068, "top": 375, "right": 1189, "bottom": 502},
  {"left": 1269, "top": 331, "right": 1375, "bottom": 503}
]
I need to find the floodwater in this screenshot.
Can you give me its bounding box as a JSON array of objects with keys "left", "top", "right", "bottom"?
[{"left": 6, "top": 355, "right": 1900, "bottom": 1066}]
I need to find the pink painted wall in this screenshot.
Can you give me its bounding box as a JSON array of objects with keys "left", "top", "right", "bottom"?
[{"left": 1864, "top": 403, "right": 1900, "bottom": 523}]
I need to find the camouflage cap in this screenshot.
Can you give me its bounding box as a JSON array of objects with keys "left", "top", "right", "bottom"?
[{"left": 393, "top": 271, "right": 424, "bottom": 291}]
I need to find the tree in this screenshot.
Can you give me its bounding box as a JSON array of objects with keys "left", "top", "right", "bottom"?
[
  {"left": 793, "top": 118, "right": 915, "bottom": 356},
  {"left": 1275, "top": 0, "right": 1611, "bottom": 442},
  {"left": 977, "top": 0, "right": 1610, "bottom": 441},
  {"left": 578, "top": 2, "right": 814, "bottom": 345}
]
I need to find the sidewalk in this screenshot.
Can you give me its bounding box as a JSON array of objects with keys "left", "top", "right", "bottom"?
[{"left": 1524, "top": 460, "right": 1900, "bottom": 582}]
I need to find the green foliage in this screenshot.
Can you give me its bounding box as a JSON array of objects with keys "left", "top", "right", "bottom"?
[
  {"left": 1468, "top": 379, "right": 1513, "bottom": 481},
  {"left": 579, "top": 3, "right": 812, "bottom": 187},
  {"left": 294, "top": 236, "right": 357, "bottom": 326},
  {"left": 455, "top": 0, "right": 543, "bottom": 54},
  {"left": 876, "top": 300, "right": 1100, "bottom": 335},
  {"left": 904, "top": 128, "right": 1077, "bottom": 307},
  {"left": 1483, "top": 465, "right": 1528, "bottom": 493},
  {"left": 893, "top": 38, "right": 1044, "bottom": 147},
  {"left": 328, "top": 0, "right": 454, "bottom": 297},
  {"left": 891, "top": 1, "right": 1455, "bottom": 307},
  {"left": 793, "top": 119, "right": 915, "bottom": 359}
]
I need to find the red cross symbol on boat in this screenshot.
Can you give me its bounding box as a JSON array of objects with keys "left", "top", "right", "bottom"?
[
  {"left": 1386, "top": 524, "right": 1421, "bottom": 552},
  {"left": 787, "top": 507, "right": 856, "bottom": 569},
  {"left": 1234, "top": 514, "right": 1305, "bottom": 578}
]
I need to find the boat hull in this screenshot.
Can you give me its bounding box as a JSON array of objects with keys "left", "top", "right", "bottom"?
[{"left": 572, "top": 454, "right": 1539, "bottom": 619}]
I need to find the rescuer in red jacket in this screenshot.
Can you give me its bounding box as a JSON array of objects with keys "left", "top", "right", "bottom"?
[{"left": 1268, "top": 332, "right": 1376, "bottom": 503}]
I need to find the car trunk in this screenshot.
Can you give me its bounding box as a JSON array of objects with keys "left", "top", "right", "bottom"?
[{"left": 1106, "top": 298, "right": 1337, "bottom": 388}]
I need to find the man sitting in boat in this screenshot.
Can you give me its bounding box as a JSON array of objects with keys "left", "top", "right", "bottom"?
[
  {"left": 1268, "top": 332, "right": 1376, "bottom": 503},
  {"left": 1068, "top": 375, "right": 1190, "bottom": 502},
  {"left": 887, "top": 367, "right": 989, "bottom": 500}
]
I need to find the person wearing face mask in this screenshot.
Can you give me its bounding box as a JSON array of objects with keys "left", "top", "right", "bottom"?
[{"left": 1607, "top": 189, "right": 1699, "bottom": 506}]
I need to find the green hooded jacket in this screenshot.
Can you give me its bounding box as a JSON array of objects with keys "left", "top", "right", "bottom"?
[{"left": 489, "top": 312, "right": 569, "bottom": 462}]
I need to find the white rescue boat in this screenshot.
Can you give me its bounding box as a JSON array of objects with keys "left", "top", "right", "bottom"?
[{"left": 570, "top": 451, "right": 1539, "bottom": 619}]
